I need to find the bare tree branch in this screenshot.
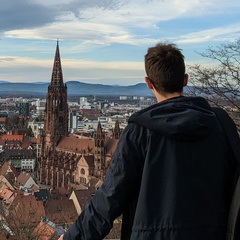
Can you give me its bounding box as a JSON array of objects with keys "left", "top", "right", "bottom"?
[{"left": 188, "top": 39, "right": 240, "bottom": 130}]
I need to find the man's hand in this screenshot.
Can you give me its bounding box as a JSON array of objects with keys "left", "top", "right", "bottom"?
[{"left": 58, "top": 234, "right": 64, "bottom": 240}]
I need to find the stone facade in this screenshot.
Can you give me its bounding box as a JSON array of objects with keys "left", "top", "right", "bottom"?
[{"left": 38, "top": 42, "right": 120, "bottom": 188}]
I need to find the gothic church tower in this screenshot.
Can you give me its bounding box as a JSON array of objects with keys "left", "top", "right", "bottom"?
[
  {"left": 39, "top": 41, "right": 68, "bottom": 184},
  {"left": 94, "top": 121, "right": 105, "bottom": 178},
  {"left": 113, "top": 120, "right": 121, "bottom": 139},
  {"left": 42, "top": 41, "right": 68, "bottom": 157}
]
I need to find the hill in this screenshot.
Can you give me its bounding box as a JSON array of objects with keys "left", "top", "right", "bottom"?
[{"left": 0, "top": 81, "right": 152, "bottom": 98}]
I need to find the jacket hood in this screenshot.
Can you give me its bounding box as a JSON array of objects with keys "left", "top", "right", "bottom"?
[{"left": 129, "top": 96, "right": 216, "bottom": 141}]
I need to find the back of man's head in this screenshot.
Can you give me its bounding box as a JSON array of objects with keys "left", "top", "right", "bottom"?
[{"left": 144, "top": 43, "right": 186, "bottom": 94}]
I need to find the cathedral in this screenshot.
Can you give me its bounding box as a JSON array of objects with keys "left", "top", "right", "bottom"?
[{"left": 38, "top": 42, "right": 120, "bottom": 188}]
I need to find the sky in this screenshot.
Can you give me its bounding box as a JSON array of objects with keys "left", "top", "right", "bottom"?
[{"left": 0, "top": 0, "right": 240, "bottom": 86}]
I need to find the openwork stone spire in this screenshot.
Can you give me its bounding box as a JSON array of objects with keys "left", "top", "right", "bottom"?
[
  {"left": 39, "top": 41, "right": 69, "bottom": 186},
  {"left": 50, "top": 40, "right": 64, "bottom": 88},
  {"left": 42, "top": 41, "right": 68, "bottom": 156}
]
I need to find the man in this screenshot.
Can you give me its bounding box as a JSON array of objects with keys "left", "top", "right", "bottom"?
[{"left": 59, "top": 43, "right": 236, "bottom": 240}]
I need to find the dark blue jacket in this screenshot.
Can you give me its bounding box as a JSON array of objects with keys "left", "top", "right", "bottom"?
[{"left": 63, "top": 96, "right": 236, "bottom": 240}]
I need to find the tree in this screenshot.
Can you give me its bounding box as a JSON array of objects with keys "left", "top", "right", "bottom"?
[
  {"left": 0, "top": 194, "right": 58, "bottom": 240},
  {"left": 188, "top": 38, "right": 240, "bottom": 129},
  {"left": 5, "top": 116, "right": 22, "bottom": 132},
  {"left": 25, "top": 126, "right": 34, "bottom": 137}
]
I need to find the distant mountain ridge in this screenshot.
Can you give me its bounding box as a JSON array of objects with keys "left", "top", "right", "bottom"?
[{"left": 0, "top": 81, "right": 152, "bottom": 97}]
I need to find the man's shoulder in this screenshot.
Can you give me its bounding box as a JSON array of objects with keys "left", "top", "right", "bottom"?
[{"left": 119, "top": 121, "right": 150, "bottom": 147}]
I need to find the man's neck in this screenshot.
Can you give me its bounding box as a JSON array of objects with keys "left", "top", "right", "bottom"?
[{"left": 154, "top": 90, "right": 184, "bottom": 103}]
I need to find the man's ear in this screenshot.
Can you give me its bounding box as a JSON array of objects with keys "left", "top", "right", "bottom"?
[
  {"left": 145, "top": 76, "right": 154, "bottom": 90},
  {"left": 183, "top": 74, "right": 188, "bottom": 87}
]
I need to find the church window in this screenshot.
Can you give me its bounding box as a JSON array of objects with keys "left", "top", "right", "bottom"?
[
  {"left": 59, "top": 100, "right": 63, "bottom": 110},
  {"left": 80, "top": 177, "right": 86, "bottom": 183},
  {"left": 81, "top": 168, "right": 85, "bottom": 175}
]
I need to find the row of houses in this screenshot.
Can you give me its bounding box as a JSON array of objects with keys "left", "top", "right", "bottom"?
[
  {"left": 0, "top": 133, "right": 39, "bottom": 173},
  {"left": 0, "top": 161, "right": 120, "bottom": 239}
]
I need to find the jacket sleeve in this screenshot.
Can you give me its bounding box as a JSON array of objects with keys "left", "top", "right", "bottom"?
[{"left": 63, "top": 123, "right": 146, "bottom": 240}]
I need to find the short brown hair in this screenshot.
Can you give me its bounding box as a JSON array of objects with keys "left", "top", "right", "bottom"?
[{"left": 144, "top": 43, "right": 185, "bottom": 94}]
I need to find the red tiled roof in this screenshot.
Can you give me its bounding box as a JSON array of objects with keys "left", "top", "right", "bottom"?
[
  {"left": 82, "top": 155, "right": 94, "bottom": 167},
  {"left": 30, "top": 137, "right": 37, "bottom": 143},
  {"left": 88, "top": 177, "right": 103, "bottom": 189},
  {"left": 9, "top": 194, "right": 45, "bottom": 229},
  {"left": 36, "top": 134, "right": 42, "bottom": 144},
  {"left": 17, "top": 171, "right": 31, "bottom": 186},
  {"left": 1, "top": 134, "right": 24, "bottom": 142},
  {"left": 0, "top": 185, "right": 14, "bottom": 201},
  {"left": 56, "top": 136, "right": 95, "bottom": 154},
  {"left": 58, "top": 187, "right": 67, "bottom": 195},
  {"left": 44, "top": 194, "right": 78, "bottom": 224},
  {"left": 73, "top": 189, "right": 95, "bottom": 209},
  {"left": 0, "top": 161, "right": 18, "bottom": 179},
  {"left": 105, "top": 138, "right": 118, "bottom": 155},
  {"left": 33, "top": 221, "right": 56, "bottom": 240},
  {"left": 0, "top": 117, "right": 6, "bottom": 123}
]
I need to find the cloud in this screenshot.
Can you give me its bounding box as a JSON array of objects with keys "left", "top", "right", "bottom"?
[
  {"left": 2, "top": 0, "right": 240, "bottom": 47},
  {"left": 0, "top": 55, "right": 143, "bottom": 71},
  {"left": 0, "top": 55, "right": 145, "bottom": 85},
  {"left": 0, "top": 57, "right": 16, "bottom": 62},
  {"left": 175, "top": 23, "right": 240, "bottom": 44},
  {"left": 1, "top": 0, "right": 209, "bottom": 41},
  {"left": 0, "top": 0, "right": 58, "bottom": 32},
  {"left": 1, "top": 0, "right": 240, "bottom": 36},
  {"left": 0, "top": 56, "right": 52, "bottom": 77},
  {"left": 62, "top": 0, "right": 202, "bottom": 28},
  {"left": 1, "top": 0, "right": 240, "bottom": 85}
]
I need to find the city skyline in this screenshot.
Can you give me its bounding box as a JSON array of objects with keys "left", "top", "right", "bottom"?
[{"left": 0, "top": 0, "right": 240, "bottom": 86}]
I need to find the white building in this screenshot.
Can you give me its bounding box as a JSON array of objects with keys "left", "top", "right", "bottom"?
[
  {"left": 21, "top": 158, "right": 36, "bottom": 172},
  {"left": 17, "top": 171, "right": 39, "bottom": 189},
  {"left": 34, "top": 99, "right": 46, "bottom": 116},
  {"left": 80, "top": 97, "right": 91, "bottom": 109},
  {"left": 27, "top": 120, "right": 44, "bottom": 138}
]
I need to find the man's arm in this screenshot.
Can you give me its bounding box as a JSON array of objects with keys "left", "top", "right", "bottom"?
[{"left": 62, "top": 123, "right": 146, "bottom": 240}]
